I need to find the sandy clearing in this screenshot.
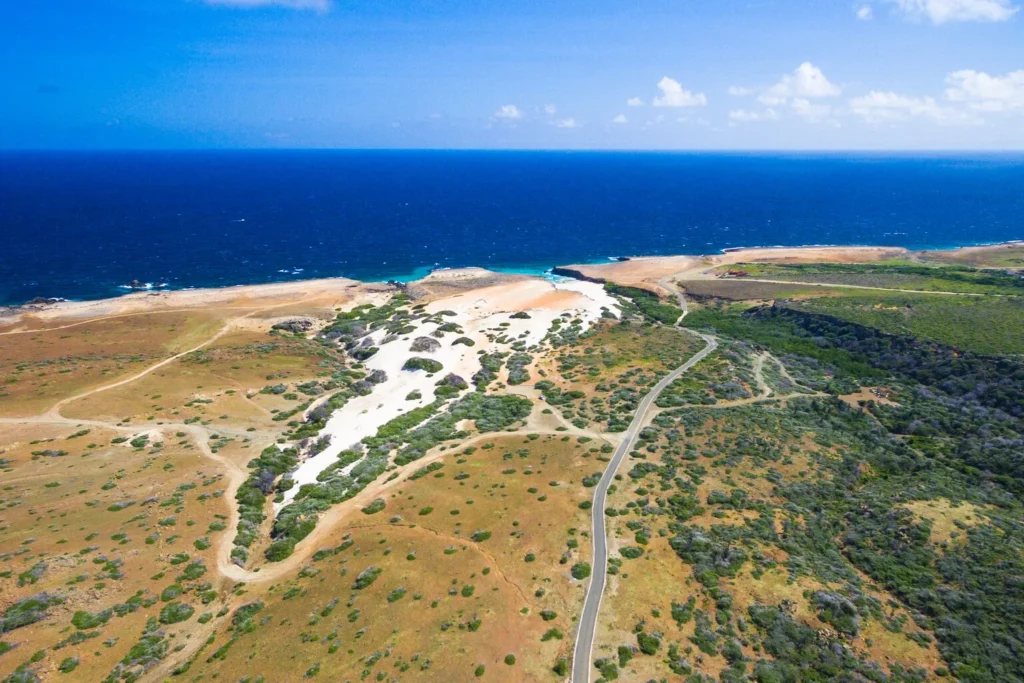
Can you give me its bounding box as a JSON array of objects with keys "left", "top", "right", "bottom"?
[{"left": 557, "top": 246, "right": 912, "bottom": 293}]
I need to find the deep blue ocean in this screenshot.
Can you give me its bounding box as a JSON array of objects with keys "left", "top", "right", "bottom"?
[{"left": 1, "top": 151, "right": 1023, "bottom": 305}]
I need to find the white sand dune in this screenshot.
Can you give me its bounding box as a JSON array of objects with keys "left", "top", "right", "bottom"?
[{"left": 277, "top": 277, "right": 616, "bottom": 508}]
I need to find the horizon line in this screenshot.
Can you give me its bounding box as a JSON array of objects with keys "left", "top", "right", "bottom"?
[{"left": 4, "top": 147, "right": 1024, "bottom": 155}]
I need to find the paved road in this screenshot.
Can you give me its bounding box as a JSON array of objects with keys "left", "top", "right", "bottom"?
[{"left": 571, "top": 329, "right": 717, "bottom": 683}]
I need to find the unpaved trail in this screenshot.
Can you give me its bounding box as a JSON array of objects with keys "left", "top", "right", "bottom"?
[
  {"left": 752, "top": 352, "right": 771, "bottom": 399},
  {"left": 0, "top": 298, "right": 314, "bottom": 583},
  {"left": 44, "top": 305, "right": 285, "bottom": 421}
]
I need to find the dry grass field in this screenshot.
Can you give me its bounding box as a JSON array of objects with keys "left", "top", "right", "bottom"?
[{"left": 3, "top": 249, "right": 1020, "bottom": 683}]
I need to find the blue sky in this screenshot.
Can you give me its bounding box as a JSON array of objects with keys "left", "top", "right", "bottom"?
[{"left": 2, "top": 0, "right": 1023, "bottom": 149}]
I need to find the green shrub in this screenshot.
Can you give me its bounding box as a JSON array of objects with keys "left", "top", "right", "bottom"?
[
  {"left": 71, "top": 609, "right": 111, "bottom": 630},
  {"left": 403, "top": 357, "right": 444, "bottom": 373},
  {"left": 160, "top": 585, "right": 183, "bottom": 602},
  {"left": 352, "top": 566, "right": 382, "bottom": 590},
  {"left": 158, "top": 602, "right": 194, "bottom": 625},
  {"left": 637, "top": 631, "right": 660, "bottom": 655},
  {"left": 571, "top": 562, "right": 591, "bottom": 580}
]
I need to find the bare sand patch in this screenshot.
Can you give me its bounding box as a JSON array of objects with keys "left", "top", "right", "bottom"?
[
  {"left": 838, "top": 387, "right": 900, "bottom": 410},
  {"left": 558, "top": 246, "right": 911, "bottom": 294}
]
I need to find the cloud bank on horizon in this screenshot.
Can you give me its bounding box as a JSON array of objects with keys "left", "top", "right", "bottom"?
[{"left": 2, "top": 0, "right": 1021, "bottom": 149}]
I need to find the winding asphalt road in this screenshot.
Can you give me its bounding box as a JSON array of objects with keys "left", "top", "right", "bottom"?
[{"left": 571, "top": 328, "right": 717, "bottom": 683}]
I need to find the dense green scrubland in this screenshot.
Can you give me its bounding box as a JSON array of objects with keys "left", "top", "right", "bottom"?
[{"left": 658, "top": 297, "right": 1024, "bottom": 682}]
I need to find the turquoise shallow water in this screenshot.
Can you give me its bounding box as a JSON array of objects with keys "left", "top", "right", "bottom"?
[{"left": 1, "top": 150, "right": 1022, "bottom": 305}]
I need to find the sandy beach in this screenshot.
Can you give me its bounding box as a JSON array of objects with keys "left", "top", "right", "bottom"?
[{"left": 4, "top": 242, "right": 1018, "bottom": 331}]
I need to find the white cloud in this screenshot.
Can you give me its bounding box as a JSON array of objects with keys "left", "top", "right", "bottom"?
[
  {"left": 857, "top": 4, "right": 875, "bottom": 19},
  {"left": 761, "top": 62, "right": 842, "bottom": 105},
  {"left": 652, "top": 77, "right": 708, "bottom": 108},
  {"left": 493, "top": 104, "right": 522, "bottom": 120},
  {"left": 945, "top": 69, "right": 1024, "bottom": 111},
  {"left": 204, "top": 0, "right": 331, "bottom": 10},
  {"left": 612, "top": 114, "right": 628, "bottom": 124},
  {"left": 554, "top": 118, "right": 580, "bottom": 128},
  {"left": 729, "top": 108, "right": 780, "bottom": 122},
  {"left": 543, "top": 104, "right": 558, "bottom": 115},
  {"left": 849, "top": 90, "right": 980, "bottom": 124},
  {"left": 627, "top": 97, "right": 645, "bottom": 107},
  {"left": 728, "top": 86, "right": 755, "bottom": 96},
  {"left": 885, "top": 0, "right": 1019, "bottom": 23},
  {"left": 791, "top": 98, "right": 834, "bottom": 122}
]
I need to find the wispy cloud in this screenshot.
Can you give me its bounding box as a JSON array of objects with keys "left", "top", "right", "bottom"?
[
  {"left": 729, "top": 108, "right": 780, "bottom": 122},
  {"left": 626, "top": 97, "right": 645, "bottom": 107},
  {"left": 612, "top": 114, "right": 628, "bottom": 124},
  {"left": 849, "top": 90, "right": 980, "bottom": 124},
  {"left": 554, "top": 118, "right": 580, "bottom": 128},
  {"left": 884, "top": 0, "right": 1019, "bottom": 23},
  {"left": 204, "top": 0, "right": 331, "bottom": 11},
  {"left": 493, "top": 104, "right": 522, "bottom": 120},
  {"left": 857, "top": 4, "right": 875, "bottom": 19}
]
